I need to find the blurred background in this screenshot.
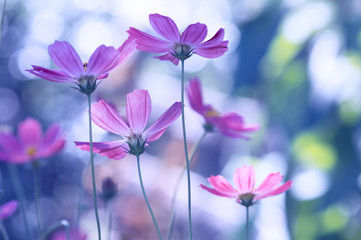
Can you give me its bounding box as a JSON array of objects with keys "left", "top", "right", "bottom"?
[{"left": 0, "top": 0, "right": 360, "bottom": 239}]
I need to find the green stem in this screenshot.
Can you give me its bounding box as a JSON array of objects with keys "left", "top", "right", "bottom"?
[
  {"left": 0, "top": 0, "right": 7, "bottom": 47},
  {"left": 107, "top": 203, "right": 112, "bottom": 240},
  {"left": 136, "top": 154, "right": 163, "bottom": 240},
  {"left": 180, "top": 59, "right": 192, "bottom": 240},
  {"left": 7, "top": 164, "right": 31, "bottom": 240},
  {"left": 0, "top": 221, "right": 9, "bottom": 240},
  {"left": 246, "top": 206, "right": 249, "bottom": 240},
  {"left": 166, "top": 131, "right": 207, "bottom": 240},
  {"left": 36, "top": 219, "right": 69, "bottom": 240},
  {"left": 87, "top": 93, "right": 102, "bottom": 240},
  {"left": 32, "top": 161, "right": 43, "bottom": 232}
]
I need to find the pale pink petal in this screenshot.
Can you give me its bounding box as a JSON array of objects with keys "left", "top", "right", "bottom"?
[
  {"left": 27, "top": 66, "right": 74, "bottom": 83},
  {"left": 75, "top": 140, "right": 128, "bottom": 160},
  {"left": 186, "top": 78, "right": 207, "bottom": 115},
  {"left": 149, "top": 13, "right": 180, "bottom": 42},
  {"left": 180, "top": 23, "right": 207, "bottom": 45},
  {"left": 207, "top": 175, "right": 238, "bottom": 197},
  {"left": 86, "top": 45, "right": 121, "bottom": 76},
  {"left": 128, "top": 28, "right": 171, "bottom": 53},
  {"left": 200, "top": 184, "right": 234, "bottom": 198},
  {"left": 254, "top": 172, "right": 284, "bottom": 196},
  {"left": 18, "top": 118, "right": 43, "bottom": 146},
  {"left": 233, "top": 165, "right": 255, "bottom": 194},
  {"left": 195, "top": 41, "right": 228, "bottom": 58},
  {"left": 0, "top": 200, "right": 18, "bottom": 220},
  {"left": 48, "top": 41, "right": 84, "bottom": 76},
  {"left": 126, "top": 89, "right": 151, "bottom": 134},
  {"left": 91, "top": 100, "right": 129, "bottom": 136},
  {"left": 97, "top": 73, "right": 108, "bottom": 80},
  {"left": 254, "top": 181, "right": 293, "bottom": 200},
  {"left": 153, "top": 53, "right": 179, "bottom": 65},
  {"left": 117, "top": 36, "right": 137, "bottom": 64},
  {"left": 198, "top": 28, "right": 225, "bottom": 47},
  {"left": 144, "top": 102, "right": 182, "bottom": 141}
]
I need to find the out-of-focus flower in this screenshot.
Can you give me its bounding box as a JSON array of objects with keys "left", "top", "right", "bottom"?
[
  {"left": 128, "top": 13, "right": 228, "bottom": 65},
  {"left": 51, "top": 229, "right": 87, "bottom": 240},
  {"left": 0, "top": 200, "right": 18, "bottom": 220},
  {"left": 100, "top": 177, "right": 118, "bottom": 202},
  {"left": 0, "top": 118, "right": 65, "bottom": 164},
  {"left": 200, "top": 165, "right": 292, "bottom": 207},
  {"left": 75, "top": 89, "right": 182, "bottom": 158},
  {"left": 27, "top": 38, "right": 136, "bottom": 95},
  {"left": 187, "top": 78, "right": 259, "bottom": 139}
]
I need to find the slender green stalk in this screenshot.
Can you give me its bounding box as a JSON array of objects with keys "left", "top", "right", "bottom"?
[
  {"left": 246, "top": 206, "right": 249, "bottom": 240},
  {"left": 36, "top": 219, "right": 69, "bottom": 240},
  {"left": 180, "top": 59, "right": 192, "bottom": 240},
  {"left": 0, "top": 221, "right": 9, "bottom": 240},
  {"left": 136, "top": 154, "right": 163, "bottom": 240},
  {"left": 7, "top": 164, "right": 31, "bottom": 240},
  {"left": 87, "top": 93, "right": 102, "bottom": 240},
  {"left": 105, "top": 202, "right": 112, "bottom": 240},
  {"left": 0, "top": 0, "right": 7, "bottom": 47},
  {"left": 32, "top": 161, "right": 43, "bottom": 232},
  {"left": 166, "top": 131, "right": 207, "bottom": 240}
]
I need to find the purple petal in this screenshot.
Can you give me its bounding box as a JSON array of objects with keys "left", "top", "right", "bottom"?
[
  {"left": 18, "top": 118, "right": 43, "bottom": 146},
  {"left": 117, "top": 36, "right": 137, "bottom": 64},
  {"left": 0, "top": 200, "right": 18, "bottom": 220},
  {"left": 86, "top": 45, "right": 121, "bottom": 76},
  {"left": 153, "top": 53, "right": 179, "bottom": 65},
  {"left": 180, "top": 23, "right": 207, "bottom": 45},
  {"left": 149, "top": 13, "right": 180, "bottom": 42},
  {"left": 0, "top": 133, "right": 21, "bottom": 153},
  {"left": 207, "top": 175, "right": 238, "bottom": 198},
  {"left": 195, "top": 41, "right": 228, "bottom": 58},
  {"left": 128, "top": 27, "right": 171, "bottom": 53},
  {"left": 27, "top": 65, "right": 74, "bottom": 83},
  {"left": 126, "top": 89, "right": 151, "bottom": 134},
  {"left": 48, "top": 41, "right": 84, "bottom": 76},
  {"left": 38, "top": 124, "right": 65, "bottom": 158},
  {"left": 233, "top": 165, "right": 255, "bottom": 194},
  {"left": 75, "top": 140, "right": 128, "bottom": 160},
  {"left": 186, "top": 78, "right": 207, "bottom": 115},
  {"left": 144, "top": 102, "right": 182, "bottom": 142},
  {"left": 198, "top": 28, "right": 225, "bottom": 47},
  {"left": 91, "top": 100, "right": 130, "bottom": 136}
]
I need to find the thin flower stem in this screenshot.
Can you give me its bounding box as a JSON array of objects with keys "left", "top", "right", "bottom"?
[
  {"left": 36, "top": 219, "right": 69, "bottom": 240},
  {"left": 136, "top": 154, "right": 163, "bottom": 240},
  {"left": 246, "top": 206, "right": 249, "bottom": 240},
  {"left": 166, "top": 131, "right": 208, "bottom": 240},
  {"left": 32, "top": 161, "right": 43, "bottom": 232},
  {"left": 0, "top": 0, "right": 7, "bottom": 47},
  {"left": 7, "top": 164, "right": 31, "bottom": 240},
  {"left": 87, "top": 93, "right": 102, "bottom": 240},
  {"left": 180, "top": 59, "right": 193, "bottom": 240},
  {"left": 0, "top": 221, "right": 9, "bottom": 240},
  {"left": 106, "top": 202, "right": 112, "bottom": 240}
]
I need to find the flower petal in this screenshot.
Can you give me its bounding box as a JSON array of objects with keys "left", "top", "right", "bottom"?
[
  {"left": 86, "top": 45, "right": 121, "bottom": 76},
  {"left": 144, "top": 102, "right": 182, "bottom": 142},
  {"left": 153, "top": 53, "right": 179, "bottom": 65},
  {"left": 48, "top": 41, "right": 84, "bottom": 76},
  {"left": 180, "top": 22, "right": 207, "bottom": 45},
  {"left": 75, "top": 140, "right": 128, "bottom": 160},
  {"left": 126, "top": 89, "right": 151, "bottom": 134},
  {"left": 18, "top": 118, "right": 43, "bottom": 146},
  {"left": 0, "top": 200, "right": 18, "bottom": 220},
  {"left": 27, "top": 65, "right": 74, "bottom": 83},
  {"left": 195, "top": 41, "right": 228, "bottom": 58},
  {"left": 200, "top": 184, "right": 234, "bottom": 198},
  {"left": 91, "top": 100, "right": 130, "bottom": 136},
  {"left": 186, "top": 78, "right": 207, "bottom": 115},
  {"left": 254, "top": 181, "right": 293, "bottom": 200},
  {"left": 233, "top": 165, "right": 255, "bottom": 194},
  {"left": 38, "top": 124, "right": 65, "bottom": 158},
  {"left": 117, "top": 36, "right": 137, "bottom": 64},
  {"left": 254, "top": 172, "right": 284, "bottom": 196},
  {"left": 149, "top": 13, "right": 180, "bottom": 42},
  {"left": 207, "top": 175, "right": 238, "bottom": 198},
  {"left": 198, "top": 28, "right": 225, "bottom": 47},
  {"left": 128, "top": 27, "right": 171, "bottom": 53},
  {"left": 0, "top": 133, "right": 21, "bottom": 153}
]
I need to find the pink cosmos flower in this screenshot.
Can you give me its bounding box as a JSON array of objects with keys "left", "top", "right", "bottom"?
[
  {"left": 187, "top": 78, "right": 259, "bottom": 139},
  {"left": 75, "top": 89, "right": 182, "bottom": 158},
  {"left": 127, "top": 13, "right": 228, "bottom": 65},
  {"left": 200, "top": 165, "right": 292, "bottom": 207},
  {"left": 27, "top": 38, "right": 136, "bottom": 94},
  {"left": 0, "top": 118, "right": 65, "bottom": 164},
  {"left": 0, "top": 200, "right": 18, "bottom": 220}
]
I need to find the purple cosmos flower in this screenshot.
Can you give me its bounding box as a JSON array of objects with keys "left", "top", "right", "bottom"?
[
  {"left": 0, "top": 200, "right": 18, "bottom": 220},
  {"left": 200, "top": 165, "right": 292, "bottom": 207},
  {"left": 127, "top": 13, "right": 228, "bottom": 65},
  {"left": 0, "top": 118, "right": 65, "bottom": 164},
  {"left": 27, "top": 38, "right": 136, "bottom": 94},
  {"left": 75, "top": 89, "right": 182, "bottom": 158},
  {"left": 186, "top": 78, "right": 259, "bottom": 139}
]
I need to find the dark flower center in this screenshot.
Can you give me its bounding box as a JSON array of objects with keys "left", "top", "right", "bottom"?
[{"left": 171, "top": 42, "right": 193, "bottom": 61}]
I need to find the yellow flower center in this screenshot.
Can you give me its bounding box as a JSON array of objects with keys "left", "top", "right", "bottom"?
[
  {"left": 83, "top": 62, "right": 88, "bottom": 71},
  {"left": 26, "top": 147, "right": 37, "bottom": 157},
  {"left": 205, "top": 109, "right": 220, "bottom": 117}
]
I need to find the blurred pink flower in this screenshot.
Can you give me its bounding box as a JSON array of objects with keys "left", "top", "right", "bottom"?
[
  {"left": 0, "top": 200, "right": 18, "bottom": 220},
  {"left": 200, "top": 165, "right": 292, "bottom": 207},
  {"left": 0, "top": 118, "right": 65, "bottom": 164},
  {"left": 187, "top": 78, "right": 259, "bottom": 139},
  {"left": 128, "top": 13, "right": 228, "bottom": 65},
  {"left": 27, "top": 38, "right": 136, "bottom": 94},
  {"left": 51, "top": 229, "right": 87, "bottom": 240},
  {"left": 75, "top": 89, "right": 182, "bottom": 158}
]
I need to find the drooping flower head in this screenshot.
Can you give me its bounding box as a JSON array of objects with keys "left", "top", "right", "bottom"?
[
  {"left": 128, "top": 13, "right": 228, "bottom": 65},
  {"left": 0, "top": 200, "right": 18, "bottom": 220},
  {"left": 187, "top": 78, "right": 259, "bottom": 139},
  {"left": 27, "top": 38, "right": 136, "bottom": 95},
  {"left": 75, "top": 89, "right": 182, "bottom": 158},
  {"left": 0, "top": 118, "right": 65, "bottom": 164},
  {"left": 200, "top": 165, "right": 292, "bottom": 207}
]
